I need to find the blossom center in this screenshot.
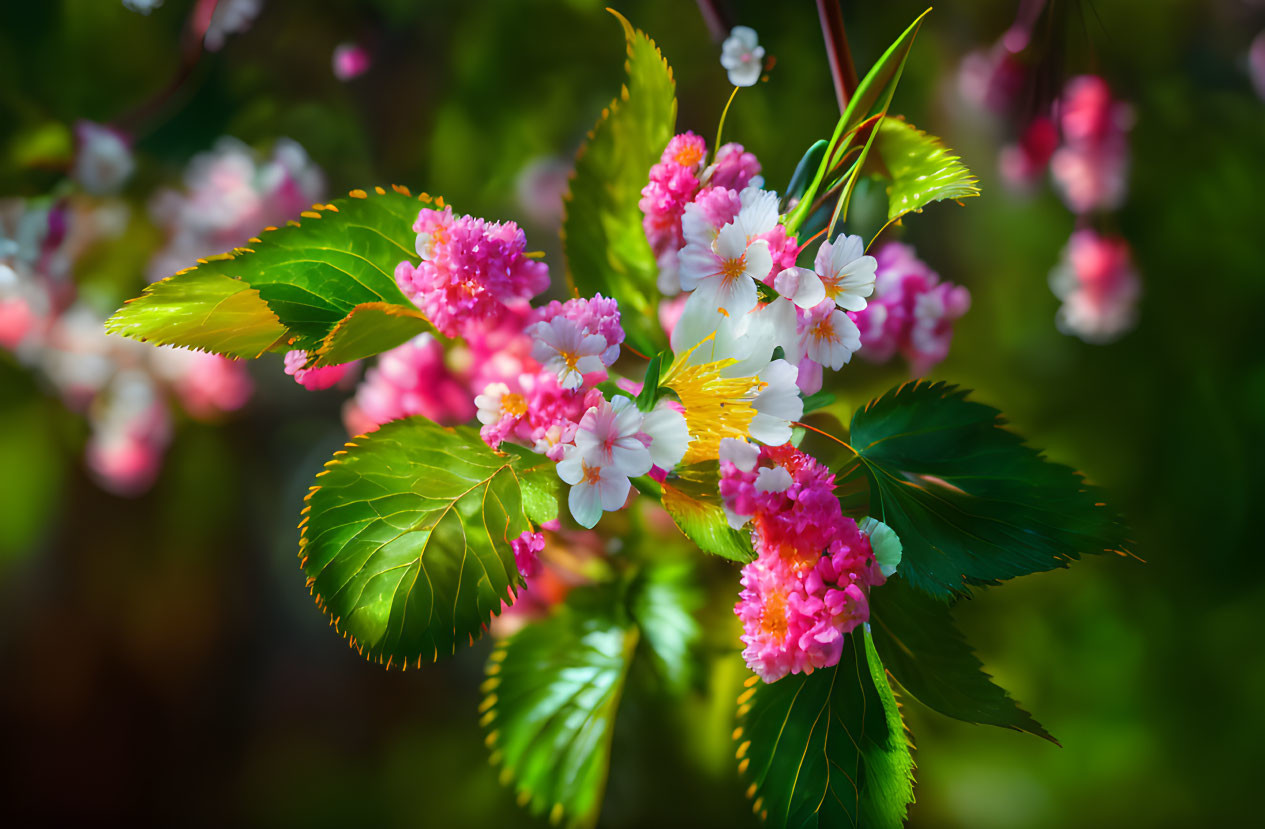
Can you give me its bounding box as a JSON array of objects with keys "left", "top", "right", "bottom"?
[
  {"left": 760, "top": 589, "right": 788, "bottom": 640},
  {"left": 501, "top": 393, "right": 528, "bottom": 418},
  {"left": 581, "top": 461, "right": 602, "bottom": 485},
  {"left": 719, "top": 255, "right": 747, "bottom": 283},
  {"left": 672, "top": 144, "right": 705, "bottom": 168}
]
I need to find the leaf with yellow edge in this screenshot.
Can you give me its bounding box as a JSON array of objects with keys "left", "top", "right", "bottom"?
[
  {"left": 877, "top": 117, "right": 979, "bottom": 227},
  {"left": 660, "top": 463, "right": 754, "bottom": 563},
  {"left": 108, "top": 186, "right": 440, "bottom": 360},
  {"left": 310, "top": 302, "right": 434, "bottom": 367},
  {"left": 105, "top": 270, "right": 286, "bottom": 358},
  {"left": 562, "top": 10, "right": 676, "bottom": 354}
]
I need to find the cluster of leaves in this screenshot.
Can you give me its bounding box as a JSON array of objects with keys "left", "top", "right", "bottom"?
[{"left": 103, "top": 8, "right": 1130, "bottom": 829}]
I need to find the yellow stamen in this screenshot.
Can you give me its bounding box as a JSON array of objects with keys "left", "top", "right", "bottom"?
[
  {"left": 719, "top": 255, "right": 747, "bottom": 283},
  {"left": 662, "top": 335, "right": 768, "bottom": 464},
  {"left": 501, "top": 393, "right": 528, "bottom": 418}
]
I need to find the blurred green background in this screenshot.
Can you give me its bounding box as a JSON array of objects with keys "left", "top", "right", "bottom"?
[{"left": 2, "top": 0, "right": 1262, "bottom": 826}]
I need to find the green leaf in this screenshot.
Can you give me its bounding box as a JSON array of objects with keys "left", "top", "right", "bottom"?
[
  {"left": 483, "top": 586, "right": 638, "bottom": 829},
  {"left": 784, "top": 9, "right": 930, "bottom": 233},
  {"left": 660, "top": 464, "right": 755, "bottom": 563},
  {"left": 562, "top": 10, "right": 675, "bottom": 355},
  {"left": 104, "top": 269, "right": 286, "bottom": 358},
  {"left": 300, "top": 416, "right": 546, "bottom": 667},
  {"left": 629, "top": 560, "right": 701, "bottom": 693},
  {"left": 108, "top": 186, "right": 438, "bottom": 361},
  {"left": 635, "top": 349, "right": 669, "bottom": 412},
  {"left": 848, "top": 380, "right": 1132, "bottom": 598},
  {"left": 801, "top": 391, "right": 837, "bottom": 415},
  {"left": 785, "top": 139, "right": 830, "bottom": 204},
  {"left": 737, "top": 629, "right": 915, "bottom": 829},
  {"left": 876, "top": 118, "right": 979, "bottom": 227},
  {"left": 309, "top": 301, "right": 432, "bottom": 367},
  {"left": 870, "top": 575, "right": 1055, "bottom": 743}
]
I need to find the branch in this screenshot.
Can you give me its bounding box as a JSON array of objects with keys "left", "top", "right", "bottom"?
[{"left": 815, "top": 0, "right": 860, "bottom": 114}]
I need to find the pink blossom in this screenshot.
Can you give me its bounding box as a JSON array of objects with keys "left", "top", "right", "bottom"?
[
  {"left": 283, "top": 349, "right": 357, "bottom": 391},
  {"left": 332, "top": 43, "right": 371, "bottom": 80},
  {"left": 1050, "top": 76, "right": 1132, "bottom": 214},
  {"left": 396, "top": 207, "right": 548, "bottom": 338},
  {"left": 708, "top": 143, "right": 761, "bottom": 192},
  {"left": 1049, "top": 229, "right": 1140, "bottom": 344},
  {"left": 156, "top": 348, "right": 254, "bottom": 419},
  {"left": 1252, "top": 31, "right": 1265, "bottom": 101},
  {"left": 640, "top": 133, "right": 708, "bottom": 267},
  {"left": 343, "top": 334, "right": 474, "bottom": 433},
  {"left": 1000, "top": 116, "right": 1059, "bottom": 189},
  {"left": 726, "top": 445, "right": 883, "bottom": 683},
  {"left": 84, "top": 372, "right": 172, "bottom": 497},
  {"left": 529, "top": 294, "right": 624, "bottom": 386},
  {"left": 852, "top": 242, "right": 970, "bottom": 375},
  {"left": 511, "top": 530, "right": 545, "bottom": 579}
]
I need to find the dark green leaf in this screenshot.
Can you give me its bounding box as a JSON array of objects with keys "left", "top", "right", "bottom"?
[
  {"left": 635, "top": 349, "right": 669, "bottom": 412},
  {"left": 562, "top": 10, "right": 675, "bottom": 355},
  {"left": 108, "top": 186, "right": 437, "bottom": 361},
  {"left": 785, "top": 139, "right": 830, "bottom": 204},
  {"left": 870, "top": 576, "right": 1056, "bottom": 743},
  {"left": 801, "top": 391, "right": 837, "bottom": 415},
  {"left": 848, "top": 380, "right": 1132, "bottom": 598},
  {"left": 737, "top": 629, "right": 914, "bottom": 828},
  {"left": 876, "top": 118, "right": 979, "bottom": 227},
  {"left": 300, "top": 417, "right": 546, "bottom": 667},
  {"left": 660, "top": 464, "right": 755, "bottom": 563},
  {"left": 483, "top": 586, "right": 638, "bottom": 828},
  {"left": 629, "top": 560, "right": 701, "bottom": 693}
]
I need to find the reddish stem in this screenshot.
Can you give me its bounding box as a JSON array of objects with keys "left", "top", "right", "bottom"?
[
  {"left": 815, "top": 0, "right": 860, "bottom": 114},
  {"left": 694, "top": 0, "right": 732, "bottom": 42}
]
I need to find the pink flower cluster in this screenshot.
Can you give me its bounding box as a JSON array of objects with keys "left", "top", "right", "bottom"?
[
  {"left": 3, "top": 198, "right": 254, "bottom": 496},
  {"left": 343, "top": 334, "right": 474, "bottom": 434},
  {"left": 1049, "top": 229, "right": 1140, "bottom": 344},
  {"left": 533, "top": 293, "right": 624, "bottom": 367},
  {"left": 639, "top": 132, "right": 762, "bottom": 288},
  {"left": 148, "top": 137, "right": 325, "bottom": 282},
  {"left": 1050, "top": 76, "right": 1132, "bottom": 215},
  {"left": 722, "top": 444, "right": 886, "bottom": 683},
  {"left": 395, "top": 207, "right": 549, "bottom": 338},
  {"left": 852, "top": 242, "right": 970, "bottom": 376}
]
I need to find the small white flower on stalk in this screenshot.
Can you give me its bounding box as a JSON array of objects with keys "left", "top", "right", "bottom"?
[
  {"left": 557, "top": 396, "right": 652, "bottom": 527},
  {"left": 721, "top": 26, "right": 765, "bottom": 87},
  {"left": 530, "top": 316, "right": 606, "bottom": 390},
  {"left": 814, "top": 233, "right": 877, "bottom": 312},
  {"left": 73, "top": 122, "right": 134, "bottom": 195}
]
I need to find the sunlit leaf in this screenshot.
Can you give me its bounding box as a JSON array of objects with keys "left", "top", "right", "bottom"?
[
  {"left": 876, "top": 117, "right": 979, "bottom": 226},
  {"left": 847, "top": 380, "right": 1132, "bottom": 598},
  {"left": 108, "top": 186, "right": 438, "bottom": 360},
  {"left": 561, "top": 10, "right": 675, "bottom": 354},
  {"left": 310, "top": 301, "right": 432, "bottom": 367},
  {"left": 483, "top": 585, "right": 638, "bottom": 829},
  {"left": 300, "top": 416, "right": 547, "bottom": 667},
  {"left": 870, "top": 575, "right": 1056, "bottom": 743},
  {"left": 629, "top": 559, "right": 701, "bottom": 693},
  {"left": 661, "top": 464, "right": 755, "bottom": 563},
  {"left": 737, "top": 628, "right": 915, "bottom": 828}
]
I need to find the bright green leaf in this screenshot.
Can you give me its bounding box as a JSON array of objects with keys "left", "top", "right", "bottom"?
[
  {"left": 562, "top": 10, "right": 675, "bottom": 354},
  {"left": 300, "top": 416, "right": 546, "bottom": 667},
  {"left": 737, "top": 629, "right": 915, "bottom": 828},
  {"left": 660, "top": 465, "right": 755, "bottom": 563},
  {"left": 308, "top": 301, "right": 432, "bottom": 367},
  {"left": 108, "top": 186, "right": 438, "bottom": 360},
  {"left": 876, "top": 117, "right": 979, "bottom": 227},
  {"left": 870, "top": 575, "right": 1056, "bottom": 743},
  {"left": 483, "top": 586, "right": 638, "bottom": 829},
  {"left": 629, "top": 560, "right": 701, "bottom": 693},
  {"left": 848, "top": 381, "right": 1132, "bottom": 598}
]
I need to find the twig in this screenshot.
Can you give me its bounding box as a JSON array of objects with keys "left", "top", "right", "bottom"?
[{"left": 815, "top": 0, "right": 860, "bottom": 114}]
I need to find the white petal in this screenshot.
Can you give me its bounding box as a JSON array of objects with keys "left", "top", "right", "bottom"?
[
  {"left": 737, "top": 188, "right": 780, "bottom": 237},
  {"left": 741, "top": 239, "right": 772, "bottom": 284},
  {"left": 568, "top": 480, "right": 603, "bottom": 528},
  {"left": 724, "top": 504, "right": 752, "bottom": 530},
  {"left": 830, "top": 234, "right": 866, "bottom": 272},
  {"left": 719, "top": 437, "right": 759, "bottom": 472},
  {"left": 643, "top": 406, "right": 690, "bottom": 470},
  {"left": 556, "top": 448, "right": 584, "bottom": 485},
  {"left": 597, "top": 472, "right": 632, "bottom": 511},
  {"left": 775, "top": 267, "right": 826, "bottom": 310},
  {"left": 748, "top": 412, "right": 792, "bottom": 447},
  {"left": 713, "top": 223, "right": 748, "bottom": 260},
  {"left": 755, "top": 466, "right": 793, "bottom": 493},
  {"left": 678, "top": 243, "right": 718, "bottom": 292}
]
